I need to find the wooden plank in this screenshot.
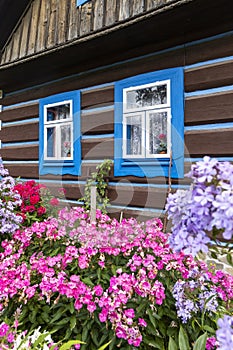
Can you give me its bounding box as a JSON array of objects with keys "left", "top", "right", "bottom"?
[
  {"left": 132, "top": 0, "right": 144, "bottom": 16},
  {"left": 185, "top": 60, "right": 233, "bottom": 92},
  {"left": 35, "top": 0, "right": 48, "bottom": 52},
  {"left": 46, "top": 0, "right": 58, "bottom": 48},
  {"left": 118, "top": 0, "right": 131, "bottom": 21},
  {"left": 6, "top": 164, "right": 39, "bottom": 179},
  {"left": 93, "top": 0, "right": 104, "bottom": 31},
  {"left": 19, "top": 4, "right": 32, "bottom": 58},
  {"left": 0, "top": 145, "right": 38, "bottom": 160},
  {"left": 79, "top": 1, "right": 92, "bottom": 36},
  {"left": 81, "top": 109, "right": 114, "bottom": 134},
  {"left": 82, "top": 138, "right": 114, "bottom": 159},
  {"left": 105, "top": 0, "right": 117, "bottom": 26},
  {"left": 185, "top": 129, "right": 233, "bottom": 156},
  {"left": 81, "top": 86, "right": 114, "bottom": 109},
  {"left": 10, "top": 28, "right": 22, "bottom": 62},
  {"left": 185, "top": 91, "right": 233, "bottom": 125},
  {"left": 0, "top": 123, "right": 39, "bottom": 142},
  {"left": 68, "top": 0, "right": 79, "bottom": 40},
  {"left": 3, "top": 40, "right": 13, "bottom": 64},
  {"left": 27, "top": 0, "right": 41, "bottom": 55},
  {"left": 1, "top": 103, "right": 39, "bottom": 123},
  {"left": 57, "top": 0, "right": 70, "bottom": 44}
]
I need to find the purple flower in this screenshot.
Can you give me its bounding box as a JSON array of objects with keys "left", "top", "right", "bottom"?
[{"left": 216, "top": 315, "right": 233, "bottom": 350}]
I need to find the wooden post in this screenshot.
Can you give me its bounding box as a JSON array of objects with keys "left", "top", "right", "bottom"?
[{"left": 90, "top": 184, "right": 97, "bottom": 222}]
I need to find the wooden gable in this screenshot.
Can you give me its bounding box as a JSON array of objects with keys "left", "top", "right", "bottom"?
[{"left": 0, "top": 0, "right": 185, "bottom": 65}]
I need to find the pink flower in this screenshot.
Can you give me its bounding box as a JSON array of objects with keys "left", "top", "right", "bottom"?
[
  {"left": 138, "top": 318, "right": 147, "bottom": 327},
  {"left": 124, "top": 308, "right": 135, "bottom": 318},
  {"left": 93, "top": 285, "right": 103, "bottom": 296},
  {"left": 50, "top": 198, "right": 59, "bottom": 206}
]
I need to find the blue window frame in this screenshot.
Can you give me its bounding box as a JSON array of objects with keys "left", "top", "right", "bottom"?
[
  {"left": 114, "top": 68, "right": 184, "bottom": 178},
  {"left": 39, "top": 90, "right": 81, "bottom": 175},
  {"left": 77, "top": 0, "right": 90, "bottom": 6}
]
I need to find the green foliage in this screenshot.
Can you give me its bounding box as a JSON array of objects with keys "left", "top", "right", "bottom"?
[{"left": 80, "top": 159, "right": 113, "bottom": 213}]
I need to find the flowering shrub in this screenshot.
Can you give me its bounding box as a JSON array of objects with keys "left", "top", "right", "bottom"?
[
  {"left": 0, "top": 157, "right": 232, "bottom": 349},
  {"left": 13, "top": 180, "right": 64, "bottom": 226},
  {"left": 166, "top": 156, "right": 233, "bottom": 257},
  {"left": 0, "top": 206, "right": 232, "bottom": 349}
]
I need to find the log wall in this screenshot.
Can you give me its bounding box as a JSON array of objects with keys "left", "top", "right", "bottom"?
[{"left": 0, "top": 31, "right": 233, "bottom": 221}]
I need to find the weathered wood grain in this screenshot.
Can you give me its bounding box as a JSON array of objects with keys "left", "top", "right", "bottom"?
[
  {"left": 93, "top": 0, "right": 104, "bottom": 31},
  {"left": 68, "top": 0, "right": 79, "bottom": 40},
  {"left": 105, "top": 0, "right": 117, "bottom": 26},
  {"left": 57, "top": 0, "right": 70, "bottom": 44},
  {"left": 35, "top": 0, "right": 48, "bottom": 52},
  {"left": 46, "top": 0, "right": 58, "bottom": 48},
  {"left": 119, "top": 0, "right": 131, "bottom": 21},
  {"left": 19, "top": 4, "right": 32, "bottom": 58},
  {"left": 27, "top": 0, "right": 41, "bottom": 55},
  {"left": 79, "top": 1, "right": 92, "bottom": 36}
]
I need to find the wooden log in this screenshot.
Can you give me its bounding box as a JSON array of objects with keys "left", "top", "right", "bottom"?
[
  {"left": 185, "top": 92, "right": 233, "bottom": 125},
  {"left": 81, "top": 86, "right": 114, "bottom": 109},
  {"left": 0, "top": 123, "right": 39, "bottom": 142},
  {"left": 185, "top": 129, "right": 233, "bottom": 156},
  {"left": 0, "top": 145, "right": 38, "bottom": 160},
  {"left": 185, "top": 60, "right": 233, "bottom": 92},
  {"left": 82, "top": 138, "right": 114, "bottom": 159},
  {"left": 81, "top": 109, "right": 114, "bottom": 134},
  {"left": 1, "top": 103, "right": 39, "bottom": 123}
]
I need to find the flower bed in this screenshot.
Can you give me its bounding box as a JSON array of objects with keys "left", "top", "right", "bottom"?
[{"left": 0, "top": 157, "right": 232, "bottom": 349}]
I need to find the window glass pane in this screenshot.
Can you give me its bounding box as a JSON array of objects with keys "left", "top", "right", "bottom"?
[
  {"left": 148, "top": 111, "right": 168, "bottom": 155},
  {"left": 126, "top": 84, "right": 167, "bottom": 110},
  {"left": 61, "top": 124, "right": 72, "bottom": 157},
  {"left": 125, "top": 115, "right": 142, "bottom": 156},
  {"left": 46, "top": 127, "right": 56, "bottom": 157},
  {"left": 46, "top": 103, "right": 71, "bottom": 122}
]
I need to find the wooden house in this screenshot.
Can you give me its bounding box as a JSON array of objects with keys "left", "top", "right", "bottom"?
[{"left": 0, "top": 0, "right": 233, "bottom": 221}]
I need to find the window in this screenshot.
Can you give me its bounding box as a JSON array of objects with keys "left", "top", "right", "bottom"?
[
  {"left": 77, "top": 0, "right": 90, "bottom": 6},
  {"left": 39, "top": 91, "right": 81, "bottom": 175},
  {"left": 114, "top": 68, "right": 184, "bottom": 178}
]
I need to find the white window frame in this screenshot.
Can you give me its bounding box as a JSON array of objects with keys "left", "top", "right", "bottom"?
[
  {"left": 43, "top": 99, "right": 73, "bottom": 161},
  {"left": 122, "top": 79, "right": 171, "bottom": 159}
]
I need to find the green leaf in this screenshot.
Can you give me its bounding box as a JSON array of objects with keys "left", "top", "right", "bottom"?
[
  {"left": 98, "top": 339, "right": 113, "bottom": 350},
  {"left": 178, "top": 326, "right": 190, "bottom": 350},
  {"left": 59, "top": 340, "right": 85, "bottom": 350},
  {"left": 147, "top": 308, "right": 158, "bottom": 329},
  {"left": 193, "top": 333, "right": 208, "bottom": 350},
  {"left": 143, "top": 336, "right": 164, "bottom": 349},
  {"left": 70, "top": 315, "right": 77, "bottom": 330},
  {"left": 168, "top": 337, "right": 178, "bottom": 350},
  {"left": 203, "top": 325, "right": 216, "bottom": 334}
]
